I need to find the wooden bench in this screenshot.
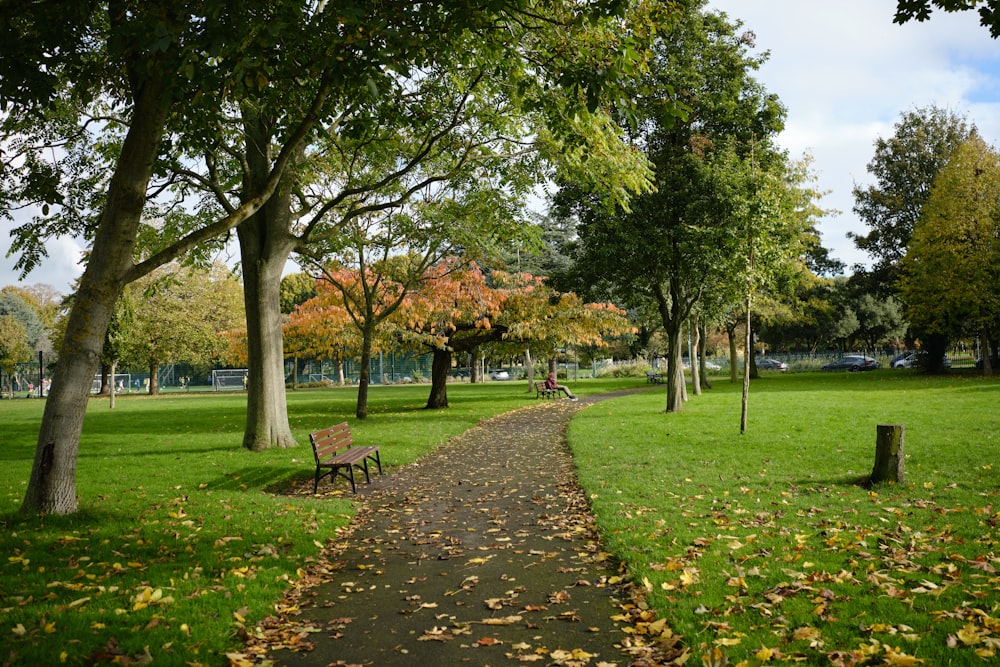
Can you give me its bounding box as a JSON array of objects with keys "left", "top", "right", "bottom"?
[
  {"left": 534, "top": 381, "right": 557, "bottom": 399},
  {"left": 646, "top": 371, "right": 663, "bottom": 384},
  {"left": 309, "top": 422, "right": 382, "bottom": 493}
]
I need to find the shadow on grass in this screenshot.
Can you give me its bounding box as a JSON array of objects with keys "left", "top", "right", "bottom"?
[
  {"left": 202, "top": 465, "right": 308, "bottom": 492},
  {"left": 793, "top": 474, "right": 873, "bottom": 489}
]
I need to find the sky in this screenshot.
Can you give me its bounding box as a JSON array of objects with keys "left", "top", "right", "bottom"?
[{"left": 3, "top": 1, "right": 1000, "bottom": 295}]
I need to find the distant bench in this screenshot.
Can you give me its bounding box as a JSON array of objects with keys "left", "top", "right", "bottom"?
[
  {"left": 646, "top": 371, "right": 663, "bottom": 384},
  {"left": 309, "top": 422, "right": 382, "bottom": 494}
]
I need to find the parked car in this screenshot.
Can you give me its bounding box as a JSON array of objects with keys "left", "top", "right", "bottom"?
[
  {"left": 489, "top": 370, "right": 511, "bottom": 381},
  {"left": 756, "top": 358, "right": 788, "bottom": 371},
  {"left": 682, "top": 360, "right": 722, "bottom": 371},
  {"left": 822, "top": 355, "right": 879, "bottom": 372},
  {"left": 889, "top": 351, "right": 913, "bottom": 368},
  {"left": 892, "top": 351, "right": 951, "bottom": 369}
]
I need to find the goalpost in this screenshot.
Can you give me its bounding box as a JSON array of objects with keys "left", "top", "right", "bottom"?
[
  {"left": 211, "top": 368, "right": 248, "bottom": 391},
  {"left": 91, "top": 373, "right": 132, "bottom": 394}
]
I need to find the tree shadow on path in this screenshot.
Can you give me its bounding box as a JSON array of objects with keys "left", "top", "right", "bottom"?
[{"left": 247, "top": 390, "right": 686, "bottom": 666}]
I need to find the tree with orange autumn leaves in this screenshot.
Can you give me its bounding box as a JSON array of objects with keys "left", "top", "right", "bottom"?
[
  {"left": 224, "top": 260, "right": 633, "bottom": 412},
  {"left": 384, "top": 260, "right": 633, "bottom": 409}
]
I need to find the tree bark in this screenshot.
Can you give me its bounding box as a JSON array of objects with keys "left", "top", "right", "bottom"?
[
  {"left": 870, "top": 424, "right": 905, "bottom": 485},
  {"left": 356, "top": 328, "right": 373, "bottom": 419},
  {"left": 654, "top": 285, "right": 687, "bottom": 413},
  {"left": 425, "top": 348, "right": 452, "bottom": 409},
  {"left": 689, "top": 317, "right": 701, "bottom": 396},
  {"left": 524, "top": 347, "right": 535, "bottom": 393},
  {"left": 727, "top": 320, "right": 740, "bottom": 384},
  {"left": 981, "top": 331, "right": 993, "bottom": 376},
  {"left": 148, "top": 362, "right": 160, "bottom": 395},
  {"left": 238, "top": 110, "right": 299, "bottom": 450},
  {"left": 665, "top": 323, "right": 684, "bottom": 412},
  {"left": 698, "top": 320, "right": 711, "bottom": 390},
  {"left": 109, "top": 360, "right": 117, "bottom": 410},
  {"left": 21, "top": 75, "right": 171, "bottom": 515}
]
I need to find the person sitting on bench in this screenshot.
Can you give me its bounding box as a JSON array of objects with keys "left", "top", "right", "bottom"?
[{"left": 545, "top": 371, "right": 577, "bottom": 400}]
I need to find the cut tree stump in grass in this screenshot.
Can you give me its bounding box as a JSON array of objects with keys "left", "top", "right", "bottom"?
[{"left": 870, "top": 423, "right": 905, "bottom": 485}]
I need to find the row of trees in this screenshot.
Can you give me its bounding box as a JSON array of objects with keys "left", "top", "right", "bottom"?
[
  {"left": 0, "top": 286, "right": 62, "bottom": 395},
  {"left": 3, "top": 0, "right": 992, "bottom": 515},
  {"left": 232, "top": 260, "right": 634, "bottom": 419},
  {"left": 848, "top": 105, "right": 1000, "bottom": 373},
  {"left": 2, "top": 0, "right": 690, "bottom": 514}
]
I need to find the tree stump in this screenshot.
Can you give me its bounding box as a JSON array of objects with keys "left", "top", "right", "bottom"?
[{"left": 870, "top": 424, "right": 905, "bottom": 485}]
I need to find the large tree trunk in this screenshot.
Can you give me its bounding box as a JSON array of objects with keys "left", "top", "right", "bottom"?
[
  {"left": 99, "top": 363, "right": 111, "bottom": 396},
  {"left": 471, "top": 350, "right": 482, "bottom": 383},
  {"left": 21, "top": 77, "right": 170, "bottom": 515},
  {"left": 727, "top": 320, "right": 740, "bottom": 383},
  {"left": 689, "top": 318, "right": 701, "bottom": 397},
  {"left": 655, "top": 286, "right": 686, "bottom": 413},
  {"left": 238, "top": 110, "right": 299, "bottom": 451},
  {"left": 665, "top": 324, "right": 684, "bottom": 412},
  {"left": 698, "top": 320, "right": 711, "bottom": 390},
  {"left": 924, "top": 332, "right": 949, "bottom": 374},
  {"left": 425, "top": 348, "right": 451, "bottom": 409},
  {"left": 981, "top": 331, "right": 993, "bottom": 376},
  {"left": 356, "top": 328, "right": 374, "bottom": 419},
  {"left": 109, "top": 360, "right": 117, "bottom": 410},
  {"left": 148, "top": 362, "right": 160, "bottom": 395}
]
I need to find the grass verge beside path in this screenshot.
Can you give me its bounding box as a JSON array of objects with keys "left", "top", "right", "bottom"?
[
  {"left": 570, "top": 371, "right": 1000, "bottom": 666},
  {"left": 0, "top": 378, "right": 630, "bottom": 666}
]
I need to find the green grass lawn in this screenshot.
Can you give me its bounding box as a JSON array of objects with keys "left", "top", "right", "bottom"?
[
  {"left": 570, "top": 371, "right": 1000, "bottom": 665},
  {"left": 2, "top": 372, "right": 998, "bottom": 666},
  {"left": 0, "top": 377, "right": 631, "bottom": 666}
]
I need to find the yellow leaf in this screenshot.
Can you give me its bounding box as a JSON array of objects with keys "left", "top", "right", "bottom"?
[
  {"left": 225, "top": 653, "right": 256, "bottom": 667},
  {"left": 43, "top": 622, "right": 56, "bottom": 633},
  {"left": 716, "top": 637, "right": 742, "bottom": 646},
  {"left": 12, "top": 624, "right": 26, "bottom": 636},
  {"left": 755, "top": 646, "right": 774, "bottom": 662},
  {"left": 883, "top": 647, "right": 923, "bottom": 666},
  {"left": 957, "top": 624, "right": 982, "bottom": 645}
]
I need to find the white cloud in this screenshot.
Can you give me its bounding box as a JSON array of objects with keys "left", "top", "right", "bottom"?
[
  {"left": 1, "top": 206, "right": 85, "bottom": 295},
  {"left": 710, "top": 0, "right": 1000, "bottom": 270}
]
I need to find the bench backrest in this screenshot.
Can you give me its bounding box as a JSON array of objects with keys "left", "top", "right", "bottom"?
[{"left": 310, "top": 422, "right": 352, "bottom": 463}]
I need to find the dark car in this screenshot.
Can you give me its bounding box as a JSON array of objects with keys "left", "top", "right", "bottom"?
[
  {"left": 822, "top": 355, "right": 879, "bottom": 372},
  {"left": 756, "top": 358, "right": 788, "bottom": 372}
]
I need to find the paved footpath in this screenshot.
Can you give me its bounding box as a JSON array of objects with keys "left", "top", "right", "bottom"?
[{"left": 256, "top": 394, "right": 679, "bottom": 667}]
